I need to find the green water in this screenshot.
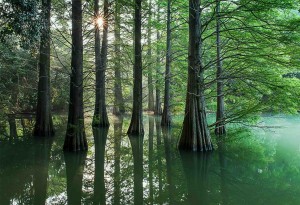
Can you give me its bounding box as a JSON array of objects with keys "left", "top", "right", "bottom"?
[{"left": 0, "top": 114, "right": 300, "bottom": 205}]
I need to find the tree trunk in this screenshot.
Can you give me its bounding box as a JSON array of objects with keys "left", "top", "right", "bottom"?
[
  {"left": 127, "top": 0, "right": 144, "bottom": 135},
  {"left": 63, "top": 0, "right": 88, "bottom": 152},
  {"left": 147, "top": 0, "right": 154, "bottom": 112},
  {"left": 161, "top": 0, "right": 172, "bottom": 126},
  {"left": 93, "top": 0, "right": 110, "bottom": 127},
  {"left": 93, "top": 128, "right": 108, "bottom": 205},
  {"left": 215, "top": 0, "right": 226, "bottom": 136},
  {"left": 8, "top": 116, "right": 17, "bottom": 138},
  {"left": 154, "top": 4, "right": 162, "bottom": 115},
  {"left": 178, "top": 0, "right": 213, "bottom": 152},
  {"left": 33, "top": 0, "right": 54, "bottom": 137},
  {"left": 113, "top": 0, "right": 125, "bottom": 116}
]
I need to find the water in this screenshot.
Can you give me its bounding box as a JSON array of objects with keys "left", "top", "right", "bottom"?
[{"left": 0, "top": 114, "right": 300, "bottom": 205}]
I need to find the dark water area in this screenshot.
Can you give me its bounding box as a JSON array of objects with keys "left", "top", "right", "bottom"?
[{"left": 0, "top": 114, "right": 300, "bottom": 204}]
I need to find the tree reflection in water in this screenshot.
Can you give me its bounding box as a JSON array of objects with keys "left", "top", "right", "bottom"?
[
  {"left": 93, "top": 127, "right": 109, "bottom": 205},
  {"left": 113, "top": 117, "right": 123, "bottom": 205},
  {"left": 1, "top": 115, "right": 300, "bottom": 204},
  {"left": 33, "top": 137, "right": 54, "bottom": 205},
  {"left": 180, "top": 151, "right": 212, "bottom": 205},
  {"left": 129, "top": 134, "right": 144, "bottom": 205},
  {"left": 64, "top": 151, "right": 87, "bottom": 205}
]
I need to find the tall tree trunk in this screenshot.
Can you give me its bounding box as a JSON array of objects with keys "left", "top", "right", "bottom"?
[
  {"left": 161, "top": 0, "right": 172, "bottom": 126},
  {"left": 127, "top": 0, "right": 144, "bottom": 135},
  {"left": 93, "top": 0, "right": 110, "bottom": 127},
  {"left": 154, "top": 3, "right": 162, "bottom": 115},
  {"left": 147, "top": 0, "right": 154, "bottom": 112},
  {"left": 113, "top": 0, "right": 125, "bottom": 116},
  {"left": 63, "top": 0, "right": 88, "bottom": 152},
  {"left": 215, "top": 0, "right": 226, "bottom": 136},
  {"left": 93, "top": 128, "right": 108, "bottom": 205},
  {"left": 33, "top": 0, "right": 54, "bottom": 137},
  {"left": 178, "top": 0, "right": 213, "bottom": 152}
]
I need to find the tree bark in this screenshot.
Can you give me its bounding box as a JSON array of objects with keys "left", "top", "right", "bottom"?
[
  {"left": 215, "top": 0, "right": 226, "bottom": 136},
  {"left": 113, "top": 0, "right": 125, "bottom": 116},
  {"left": 93, "top": 0, "right": 110, "bottom": 127},
  {"left": 127, "top": 0, "right": 144, "bottom": 135},
  {"left": 178, "top": 0, "right": 213, "bottom": 152},
  {"left": 147, "top": 0, "right": 154, "bottom": 112},
  {"left": 154, "top": 4, "right": 162, "bottom": 115},
  {"left": 8, "top": 116, "right": 17, "bottom": 138},
  {"left": 161, "top": 0, "right": 172, "bottom": 126},
  {"left": 33, "top": 0, "right": 54, "bottom": 137},
  {"left": 63, "top": 0, "right": 88, "bottom": 152}
]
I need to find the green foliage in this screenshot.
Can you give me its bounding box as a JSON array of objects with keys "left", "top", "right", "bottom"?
[{"left": 0, "top": 0, "right": 42, "bottom": 48}]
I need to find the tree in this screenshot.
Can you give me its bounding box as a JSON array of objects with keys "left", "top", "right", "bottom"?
[
  {"left": 127, "top": 0, "right": 144, "bottom": 135},
  {"left": 215, "top": 0, "right": 226, "bottom": 136},
  {"left": 93, "top": 0, "right": 110, "bottom": 127},
  {"left": 154, "top": 3, "right": 162, "bottom": 116},
  {"left": 161, "top": 0, "right": 172, "bottom": 126},
  {"left": 178, "top": 0, "right": 213, "bottom": 152},
  {"left": 33, "top": 0, "right": 55, "bottom": 137},
  {"left": 63, "top": 0, "right": 88, "bottom": 152},
  {"left": 147, "top": 0, "right": 155, "bottom": 112},
  {"left": 112, "top": 0, "right": 125, "bottom": 116},
  {"left": 0, "top": 0, "right": 41, "bottom": 48}
]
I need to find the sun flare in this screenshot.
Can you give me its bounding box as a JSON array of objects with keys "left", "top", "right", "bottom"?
[{"left": 96, "top": 17, "right": 104, "bottom": 27}]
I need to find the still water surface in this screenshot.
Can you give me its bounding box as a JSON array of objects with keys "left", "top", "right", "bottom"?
[{"left": 0, "top": 114, "right": 300, "bottom": 205}]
